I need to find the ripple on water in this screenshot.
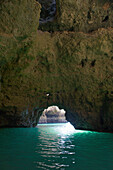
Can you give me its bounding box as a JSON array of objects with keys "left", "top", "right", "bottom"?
[{"left": 0, "top": 124, "right": 113, "bottom": 170}]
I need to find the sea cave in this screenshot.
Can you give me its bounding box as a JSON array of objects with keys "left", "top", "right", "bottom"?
[{"left": 0, "top": 0, "right": 113, "bottom": 169}]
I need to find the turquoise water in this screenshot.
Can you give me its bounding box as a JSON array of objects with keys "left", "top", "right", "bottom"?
[{"left": 0, "top": 123, "right": 113, "bottom": 170}]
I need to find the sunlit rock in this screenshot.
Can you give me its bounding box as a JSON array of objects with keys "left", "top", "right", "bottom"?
[
  {"left": 38, "top": 111, "right": 47, "bottom": 124},
  {"left": 38, "top": 106, "right": 67, "bottom": 124}
]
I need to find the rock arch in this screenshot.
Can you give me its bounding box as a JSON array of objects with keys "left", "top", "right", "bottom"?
[{"left": 0, "top": 0, "right": 113, "bottom": 132}]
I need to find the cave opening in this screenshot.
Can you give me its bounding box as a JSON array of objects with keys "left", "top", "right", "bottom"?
[
  {"left": 38, "top": 106, "right": 67, "bottom": 124},
  {"left": 37, "top": 0, "right": 56, "bottom": 24},
  {"left": 37, "top": 105, "right": 75, "bottom": 132}
]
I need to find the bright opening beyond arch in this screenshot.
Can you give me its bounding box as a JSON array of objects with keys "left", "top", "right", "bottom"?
[
  {"left": 38, "top": 106, "right": 76, "bottom": 134},
  {"left": 38, "top": 106, "right": 67, "bottom": 124}
]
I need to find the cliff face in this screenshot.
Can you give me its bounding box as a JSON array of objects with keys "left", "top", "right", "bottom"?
[
  {"left": 56, "top": 0, "right": 113, "bottom": 32},
  {"left": 40, "top": 0, "right": 113, "bottom": 32},
  {"left": 0, "top": 0, "right": 113, "bottom": 132},
  {"left": 0, "top": 0, "right": 41, "bottom": 127},
  {"left": 0, "top": 0, "right": 41, "bottom": 36}
]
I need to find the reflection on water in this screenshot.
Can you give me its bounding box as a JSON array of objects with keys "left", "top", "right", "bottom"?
[
  {"left": 35, "top": 123, "right": 113, "bottom": 170},
  {"left": 37, "top": 122, "right": 75, "bottom": 134},
  {"left": 0, "top": 123, "right": 113, "bottom": 170},
  {"left": 36, "top": 123, "right": 76, "bottom": 169}
]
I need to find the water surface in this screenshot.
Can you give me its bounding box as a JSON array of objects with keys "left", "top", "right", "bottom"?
[{"left": 0, "top": 123, "right": 113, "bottom": 170}]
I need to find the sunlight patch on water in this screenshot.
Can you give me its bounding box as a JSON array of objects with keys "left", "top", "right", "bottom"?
[
  {"left": 37, "top": 122, "right": 89, "bottom": 135},
  {"left": 35, "top": 122, "right": 98, "bottom": 169},
  {"left": 37, "top": 122, "right": 93, "bottom": 135},
  {"left": 57, "top": 122, "right": 75, "bottom": 135},
  {"left": 0, "top": 126, "right": 113, "bottom": 170}
]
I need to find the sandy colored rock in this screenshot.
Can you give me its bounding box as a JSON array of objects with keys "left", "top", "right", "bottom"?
[
  {"left": 39, "top": 106, "right": 67, "bottom": 123},
  {"left": 0, "top": 0, "right": 113, "bottom": 132},
  {"left": 0, "top": 0, "right": 41, "bottom": 36},
  {"left": 40, "top": 0, "right": 113, "bottom": 32}
]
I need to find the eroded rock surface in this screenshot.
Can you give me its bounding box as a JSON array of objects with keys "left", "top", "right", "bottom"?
[
  {"left": 40, "top": 0, "right": 113, "bottom": 32},
  {"left": 0, "top": 0, "right": 41, "bottom": 36},
  {"left": 0, "top": 0, "right": 113, "bottom": 132},
  {"left": 0, "top": 0, "right": 41, "bottom": 127}
]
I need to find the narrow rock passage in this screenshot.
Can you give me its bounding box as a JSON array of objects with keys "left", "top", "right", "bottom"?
[{"left": 37, "top": 0, "right": 56, "bottom": 23}]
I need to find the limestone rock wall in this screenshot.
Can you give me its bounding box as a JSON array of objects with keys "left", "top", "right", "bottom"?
[
  {"left": 56, "top": 0, "right": 113, "bottom": 32},
  {"left": 34, "top": 29, "right": 113, "bottom": 131},
  {"left": 0, "top": 0, "right": 41, "bottom": 127},
  {"left": 0, "top": 0, "right": 41, "bottom": 36},
  {"left": 40, "top": 0, "right": 113, "bottom": 32},
  {"left": 0, "top": 0, "right": 113, "bottom": 132}
]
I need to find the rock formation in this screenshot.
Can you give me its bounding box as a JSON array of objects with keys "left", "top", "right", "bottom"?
[
  {"left": 0, "top": 0, "right": 113, "bottom": 132},
  {"left": 37, "top": 0, "right": 56, "bottom": 23},
  {"left": 38, "top": 106, "right": 67, "bottom": 123},
  {"left": 40, "top": 0, "right": 113, "bottom": 32}
]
